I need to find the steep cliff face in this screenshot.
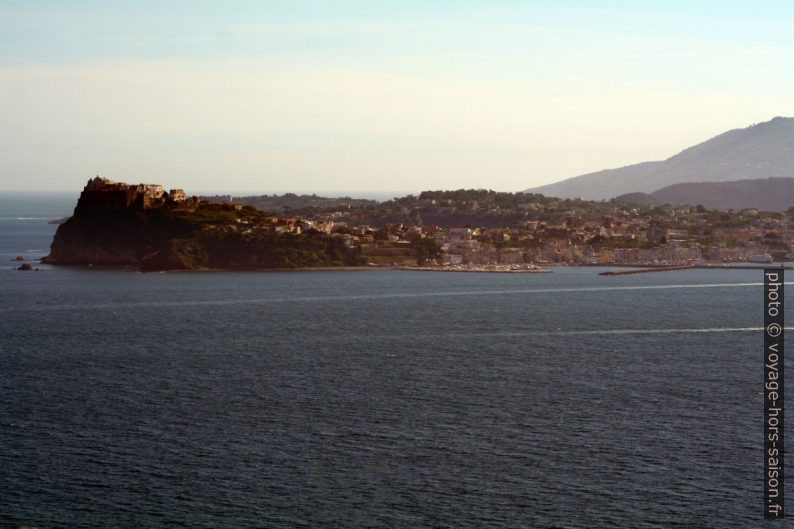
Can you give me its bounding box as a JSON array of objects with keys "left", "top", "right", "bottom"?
[
  {"left": 47, "top": 236, "right": 141, "bottom": 266},
  {"left": 46, "top": 208, "right": 148, "bottom": 266},
  {"left": 45, "top": 179, "right": 365, "bottom": 271},
  {"left": 47, "top": 207, "right": 181, "bottom": 268}
]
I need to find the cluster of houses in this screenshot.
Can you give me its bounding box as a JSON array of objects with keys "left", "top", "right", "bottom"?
[
  {"left": 78, "top": 177, "right": 792, "bottom": 265},
  {"left": 244, "top": 214, "right": 786, "bottom": 266},
  {"left": 267, "top": 206, "right": 792, "bottom": 265}
]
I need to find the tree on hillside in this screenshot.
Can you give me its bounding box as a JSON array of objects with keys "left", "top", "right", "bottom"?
[{"left": 411, "top": 236, "right": 440, "bottom": 265}]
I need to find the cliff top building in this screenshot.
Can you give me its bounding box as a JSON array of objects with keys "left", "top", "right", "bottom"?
[{"left": 77, "top": 176, "right": 187, "bottom": 210}]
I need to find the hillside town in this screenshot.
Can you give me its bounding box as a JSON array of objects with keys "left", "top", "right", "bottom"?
[
  {"left": 71, "top": 178, "right": 793, "bottom": 269},
  {"left": 212, "top": 189, "right": 793, "bottom": 268},
  {"left": 264, "top": 211, "right": 787, "bottom": 268}
]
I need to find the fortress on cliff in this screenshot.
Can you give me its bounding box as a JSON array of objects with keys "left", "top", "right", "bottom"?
[{"left": 77, "top": 176, "right": 190, "bottom": 210}]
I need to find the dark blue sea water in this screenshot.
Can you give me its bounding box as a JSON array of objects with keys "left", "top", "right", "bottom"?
[{"left": 0, "top": 197, "right": 789, "bottom": 528}]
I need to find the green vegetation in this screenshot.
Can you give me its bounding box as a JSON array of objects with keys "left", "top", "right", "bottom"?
[
  {"left": 411, "top": 236, "right": 440, "bottom": 265},
  {"left": 202, "top": 193, "right": 377, "bottom": 216}
]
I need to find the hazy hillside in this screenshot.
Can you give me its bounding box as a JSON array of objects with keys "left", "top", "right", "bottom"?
[
  {"left": 616, "top": 177, "right": 794, "bottom": 212},
  {"left": 526, "top": 116, "right": 794, "bottom": 200},
  {"left": 202, "top": 193, "right": 377, "bottom": 213}
]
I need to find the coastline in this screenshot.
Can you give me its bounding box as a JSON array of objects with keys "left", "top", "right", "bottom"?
[
  {"left": 35, "top": 261, "right": 791, "bottom": 274},
  {"left": 599, "top": 263, "right": 792, "bottom": 276},
  {"left": 395, "top": 265, "right": 552, "bottom": 273}
]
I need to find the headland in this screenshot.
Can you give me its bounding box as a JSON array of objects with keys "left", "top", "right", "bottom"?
[{"left": 44, "top": 177, "right": 365, "bottom": 271}]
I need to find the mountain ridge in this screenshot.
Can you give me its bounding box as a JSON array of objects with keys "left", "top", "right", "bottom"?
[
  {"left": 525, "top": 116, "right": 794, "bottom": 200},
  {"left": 614, "top": 177, "right": 794, "bottom": 212}
]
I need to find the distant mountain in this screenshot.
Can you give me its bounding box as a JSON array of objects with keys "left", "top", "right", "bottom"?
[
  {"left": 526, "top": 116, "right": 794, "bottom": 200},
  {"left": 615, "top": 177, "right": 794, "bottom": 212}
]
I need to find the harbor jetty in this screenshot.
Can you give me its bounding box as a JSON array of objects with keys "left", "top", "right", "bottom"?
[
  {"left": 600, "top": 264, "right": 792, "bottom": 276},
  {"left": 599, "top": 265, "right": 694, "bottom": 276}
]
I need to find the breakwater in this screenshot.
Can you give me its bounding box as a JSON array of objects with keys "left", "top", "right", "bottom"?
[
  {"left": 600, "top": 264, "right": 792, "bottom": 276},
  {"left": 599, "top": 265, "right": 694, "bottom": 276}
]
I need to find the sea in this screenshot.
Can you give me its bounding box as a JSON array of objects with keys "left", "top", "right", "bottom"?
[{"left": 0, "top": 194, "right": 789, "bottom": 528}]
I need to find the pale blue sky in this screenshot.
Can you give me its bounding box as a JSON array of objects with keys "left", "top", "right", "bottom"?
[{"left": 1, "top": 1, "right": 792, "bottom": 193}]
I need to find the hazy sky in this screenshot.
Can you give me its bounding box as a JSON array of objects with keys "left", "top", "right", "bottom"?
[{"left": 1, "top": 1, "right": 793, "bottom": 194}]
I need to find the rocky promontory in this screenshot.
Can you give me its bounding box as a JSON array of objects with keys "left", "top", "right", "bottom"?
[{"left": 45, "top": 177, "right": 365, "bottom": 271}]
